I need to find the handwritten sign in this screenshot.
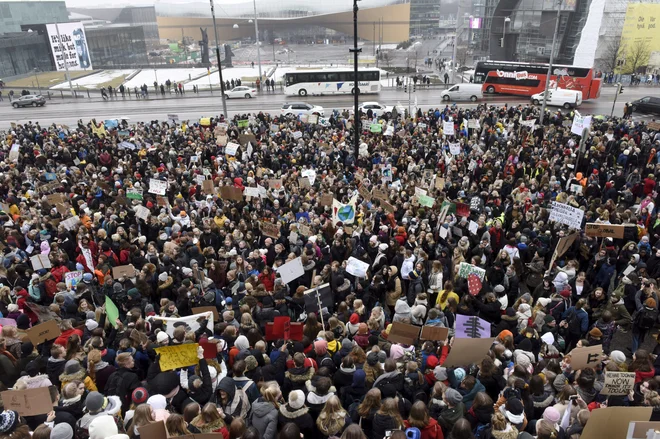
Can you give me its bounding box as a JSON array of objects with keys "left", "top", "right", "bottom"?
[
  {"left": 64, "top": 270, "right": 83, "bottom": 289},
  {"left": 443, "top": 338, "right": 495, "bottom": 368},
  {"left": 443, "top": 120, "right": 455, "bottom": 136},
  {"left": 456, "top": 314, "right": 491, "bottom": 339},
  {"left": 549, "top": 201, "right": 584, "bottom": 229},
  {"left": 345, "top": 257, "right": 370, "bottom": 278},
  {"left": 276, "top": 257, "right": 305, "bottom": 284},
  {"left": 30, "top": 254, "right": 51, "bottom": 270},
  {"left": 585, "top": 223, "right": 625, "bottom": 239},
  {"left": 27, "top": 319, "right": 61, "bottom": 345},
  {"left": 261, "top": 221, "right": 280, "bottom": 238},
  {"left": 601, "top": 371, "right": 635, "bottom": 396},
  {"left": 268, "top": 179, "right": 283, "bottom": 190},
  {"left": 0, "top": 387, "right": 53, "bottom": 416},
  {"left": 420, "top": 326, "right": 449, "bottom": 341},
  {"left": 112, "top": 265, "right": 136, "bottom": 279},
  {"left": 225, "top": 142, "right": 239, "bottom": 156},
  {"left": 568, "top": 344, "right": 603, "bottom": 370},
  {"left": 155, "top": 343, "right": 200, "bottom": 371},
  {"left": 149, "top": 179, "right": 168, "bottom": 196},
  {"left": 192, "top": 306, "right": 220, "bottom": 321}
]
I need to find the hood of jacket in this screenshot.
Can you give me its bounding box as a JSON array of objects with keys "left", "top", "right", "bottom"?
[
  {"left": 251, "top": 399, "right": 277, "bottom": 418},
  {"left": 279, "top": 404, "right": 309, "bottom": 419},
  {"left": 60, "top": 369, "right": 87, "bottom": 384},
  {"left": 394, "top": 299, "right": 411, "bottom": 314},
  {"left": 285, "top": 366, "right": 314, "bottom": 383},
  {"left": 191, "top": 414, "right": 226, "bottom": 433},
  {"left": 389, "top": 265, "right": 398, "bottom": 276}
]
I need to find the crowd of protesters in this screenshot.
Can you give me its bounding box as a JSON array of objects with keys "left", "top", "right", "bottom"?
[{"left": 0, "top": 102, "right": 657, "bottom": 439}]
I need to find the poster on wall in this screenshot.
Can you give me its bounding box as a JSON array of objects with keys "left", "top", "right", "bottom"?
[{"left": 45, "top": 22, "right": 93, "bottom": 71}]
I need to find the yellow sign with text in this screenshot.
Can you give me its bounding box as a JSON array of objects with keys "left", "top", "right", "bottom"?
[
  {"left": 155, "top": 343, "right": 199, "bottom": 371},
  {"left": 619, "top": 4, "right": 660, "bottom": 73}
]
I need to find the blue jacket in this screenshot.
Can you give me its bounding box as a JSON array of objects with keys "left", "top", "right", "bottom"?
[{"left": 562, "top": 307, "right": 589, "bottom": 334}]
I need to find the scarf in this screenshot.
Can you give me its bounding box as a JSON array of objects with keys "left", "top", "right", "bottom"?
[
  {"left": 94, "top": 361, "right": 109, "bottom": 371},
  {"left": 62, "top": 394, "right": 82, "bottom": 406}
]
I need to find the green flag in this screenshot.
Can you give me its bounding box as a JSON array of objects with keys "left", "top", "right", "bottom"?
[{"left": 105, "top": 295, "right": 119, "bottom": 328}]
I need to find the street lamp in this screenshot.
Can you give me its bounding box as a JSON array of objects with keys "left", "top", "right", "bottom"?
[
  {"left": 539, "top": 0, "right": 562, "bottom": 125},
  {"left": 33, "top": 68, "right": 41, "bottom": 95},
  {"left": 209, "top": 0, "right": 229, "bottom": 118},
  {"left": 350, "top": 0, "right": 362, "bottom": 158},
  {"left": 502, "top": 17, "right": 510, "bottom": 60}
]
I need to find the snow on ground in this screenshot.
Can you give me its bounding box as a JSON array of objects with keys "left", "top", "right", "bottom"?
[
  {"left": 51, "top": 70, "right": 137, "bottom": 90},
  {"left": 123, "top": 69, "right": 206, "bottom": 88},
  {"left": 188, "top": 66, "right": 275, "bottom": 90}
]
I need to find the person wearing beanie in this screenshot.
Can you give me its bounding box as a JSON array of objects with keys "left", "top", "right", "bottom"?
[
  {"left": 51, "top": 422, "right": 75, "bottom": 439},
  {"left": 346, "top": 313, "right": 361, "bottom": 337},
  {"left": 88, "top": 414, "right": 129, "bottom": 439},
  {"left": 501, "top": 398, "right": 526, "bottom": 431},
  {"left": 60, "top": 359, "right": 98, "bottom": 392},
  {"left": 0, "top": 410, "right": 23, "bottom": 436},
  {"left": 439, "top": 388, "right": 465, "bottom": 433},
  {"left": 282, "top": 352, "right": 315, "bottom": 400},
  {"left": 333, "top": 338, "right": 353, "bottom": 369},
  {"left": 339, "top": 368, "right": 367, "bottom": 409},
  {"left": 278, "top": 389, "right": 314, "bottom": 437}
]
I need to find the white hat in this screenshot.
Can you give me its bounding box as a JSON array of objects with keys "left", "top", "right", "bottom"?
[
  {"left": 378, "top": 243, "right": 388, "bottom": 252},
  {"left": 85, "top": 319, "right": 99, "bottom": 331},
  {"left": 158, "top": 272, "right": 168, "bottom": 282},
  {"left": 156, "top": 331, "right": 169, "bottom": 343},
  {"left": 288, "top": 389, "right": 305, "bottom": 410}
]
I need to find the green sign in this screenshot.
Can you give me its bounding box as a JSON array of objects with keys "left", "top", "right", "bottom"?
[
  {"left": 126, "top": 189, "right": 143, "bottom": 200},
  {"left": 370, "top": 123, "right": 382, "bottom": 133},
  {"left": 237, "top": 120, "right": 249, "bottom": 128},
  {"left": 418, "top": 194, "right": 435, "bottom": 208}
]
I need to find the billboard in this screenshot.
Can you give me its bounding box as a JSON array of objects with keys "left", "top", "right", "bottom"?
[
  {"left": 620, "top": 4, "right": 660, "bottom": 72},
  {"left": 469, "top": 17, "right": 482, "bottom": 29},
  {"left": 45, "top": 22, "right": 92, "bottom": 71}
]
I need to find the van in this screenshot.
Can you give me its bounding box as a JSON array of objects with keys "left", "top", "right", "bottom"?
[
  {"left": 441, "top": 84, "right": 483, "bottom": 102},
  {"left": 531, "top": 89, "right": 582, "bottom": 109},
  {"left": 631, "top": 96, "right": 660, "bottom": 115}
]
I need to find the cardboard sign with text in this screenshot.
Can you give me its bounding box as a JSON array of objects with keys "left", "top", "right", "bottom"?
[
  {"left": 420, "top": 326, "right": 449, "bottom": 341},
  {"left": 202, "top": 179, "right": 215, "bottom": 194},
  {"left": 585, "top": 223, "right": 625, "bottom": 239},
  {"left": 567, "top": 344, "right": 603, "bottom": 370},
  {"left": 239, "top": 134, "right": 257, "bottom": 146},
  {"left": 112, "top": 265, "right": 136, "bottom": 280},
  {"left": 358, "top": 184, "right": 371, "bottom": 201},
  {"left": 137, "top": 420, "right": 168, "bottom": 439},
  {"left": 155, "top": 343, "right": 200, "bottom": 371},
  {"left": 219, "top": 186, "right": 243, "bottom": 201},
  {"left": 27, "top": 319, "right": 61, "bottom": 345},
  {"left": 387, "top": 322, "right": 420, "bottom": 345},
  {"left": 0, "top": 387, "right": 53, "bottom": 416},
  {"left": 192, "top": 306, "right": 220, "bottom": 321},
  {"left": 580, "top": 407, "right": 652, "bottom": 439},
  {"left": 443, "top": 337, "right": 495, "bottom": 368},
  {"left": 320, "top": 194, "right": 333, "bottom": 207},
  {"left": 261, "top": 221, "right": 280, "bottom": 238},
  {"left": 601, "top": 371, "right": 635, "bottom": 396}
]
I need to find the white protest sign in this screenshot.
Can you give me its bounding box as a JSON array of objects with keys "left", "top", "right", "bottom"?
[
  {"left": 443, "top": 121, "right": 455, "bottom": 136},
  {"left": 549, "top": 201, "right": 584, "bottom": 229},
  {"left": 151, "top": 311, "right": 214, "bottom": 338},
  {"left": 301, "top": 169, "right": 317, "bottom": 185},
  {"left": 449, "top": 143, "right": 461, "bottom": 155},
  {"left": 134, "top": 205, "right": 150, "bottom": 221},
  {"left": 521, "top": 118, "right": 537, "bottom": 128},
  {"left": 293, "top": 131, "right": 303, "bottom": 140},
  {"left": 468, "top": 119, "right": 480, "bottom": 129},
  {"left": 541, "top": 332, "right": 555, "bottom": 345},
  {"left": 243, "top": 187, "right": 260, "bottom": 198},
  {"left": 148, "top": 179, "right": 168, "bottom": 196},
  {"left": 571, "top": 184, "right": 583, "bottom": 195},
  {"left": 225, "top": 142, "right": 239, "bottom": 156},
  {"left": 61, "top": 216, "right": 80, "bottom": 231},
  {"left": 276, "top": 257, "right": 305, "bottom": 284},
  {"left": 601, "top": 371, "right": 635, "bottom": 396},
  {"left": 468, "top": 221, "right": 479, "bottom": 235},
  {"left": 346, "top": 257, "right": 370, "bottom": 278},
  {"left": 571, "top": 113, "right": 592, "bottom": 136}
]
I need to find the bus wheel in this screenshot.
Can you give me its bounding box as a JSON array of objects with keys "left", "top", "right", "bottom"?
[
  {"left": 533, "top": 99, "right": 540, "bottom": 105},
  {"left": 563, "top": 103, "right": 571, "bottom": 109},
  {"left": 470, "top": 95, "right": 477, "bottom": 102},
  {"left": 299, "top": 89, "right": 307, "bottom": 96},
  {"left": 486, "top": 86, "right": 495, "bottom": 94}
]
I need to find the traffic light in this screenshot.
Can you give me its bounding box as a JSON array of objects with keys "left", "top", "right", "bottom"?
[
  {"left": 413, "top": 83, "right": 416, "bottom": 92},
  {"left": 619, "top": 85, "right": 624, "bottom": 94},
  {"left": 404, "top": 83, "right": 407, "bottom": 93},
  {"left": 500, "top": 38, "right": 504, "bottom": 47}
]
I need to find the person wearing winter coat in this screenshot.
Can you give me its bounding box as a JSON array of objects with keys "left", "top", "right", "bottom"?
[
  {"left": 604, "top": 290, "right": 632, "bottom": 330},
  {"left": 407, "top": 270, "right": 425, "bottom": 305},
  {"left": 385, "top": 266, "right": 403, "bottom": 312},
  {"left": 393, "top": 298, "right": 412, "bottom": 323},
  {"left": 371, "top": 397, "right": 404, "bottom": 439},
  {"left": 189, "top": 402, "right": 230, "bottom": 437},
  {"left": 404, "top": 400, "right": 444, "bottom": 439},
  {"left": 60, "top": 359, "right": 98, "bottom": 392},
  {"left": 282, "top": 352, "right": 315, "bottom": 399},
  {"left": 104, "top": 353, "right": 141, "bottom": 414},
  {"left": 438, "top": 388, "right": 465, "bottom": 435},
  {"left": 278, "top": 390, "right": 315, "bottom": 437},
  {"left": 316, "top": 395, "right": 352, "bottom": 439},
  {"left": 561, "top": 299, "right": 589, "bottom": 351},
  {"left": 216, "top": 376, "right": 250, "bottom": 423},
  {"left": 249, "top": 384, "right": 281, "bottom": 439}
]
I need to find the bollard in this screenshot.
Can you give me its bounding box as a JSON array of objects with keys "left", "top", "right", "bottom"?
[
  {"left": 61, "top": 90, "right": 64, "bottom": 99},
  {"left": 210, "top": 84, "right": 212, "bottom": 94},
  {"left": 87, "top": 90, "right": 90, "bottom": 98}
]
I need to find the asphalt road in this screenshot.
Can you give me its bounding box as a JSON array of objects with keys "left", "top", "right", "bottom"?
[{"left": 0, "top": 85, "right": 657, "bottom": 128}]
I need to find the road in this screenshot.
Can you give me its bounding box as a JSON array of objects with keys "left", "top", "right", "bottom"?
[{"left": 1, "top": 85, "right": 656, "bottom": 128}]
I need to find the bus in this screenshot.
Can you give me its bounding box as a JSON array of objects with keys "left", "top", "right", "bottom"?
[
  {"left": 473, "top": 61, "right": 601, "bottom": 100},
  {"left": 283, "top": 68, "right": 381, "bottom": 97}
]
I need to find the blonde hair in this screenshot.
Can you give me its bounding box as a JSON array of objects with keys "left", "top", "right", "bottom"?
[{"left": 316, "top": 395, "right": 347, "bottom": 436}]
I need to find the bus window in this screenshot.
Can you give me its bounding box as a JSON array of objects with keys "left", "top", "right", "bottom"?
[{"left": 327, "top": 73, "right": 339, "bottom": 81}]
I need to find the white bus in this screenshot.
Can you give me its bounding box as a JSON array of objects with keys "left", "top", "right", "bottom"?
[{"left": 283, "top": 68, "right": 381, "bottom": 97}]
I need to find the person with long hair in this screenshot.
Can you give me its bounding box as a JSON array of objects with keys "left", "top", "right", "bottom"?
[
  {"left": 404, "top": 400, "right": 444, "bottom": 439},
  {"left": 371, "top": 397, "right": 404, "bottom": 439},
  {"left": 190, "top": 402, "right": 229, "bottom": 437},
  {"left": 126, "top": 404, "right": 156, "bottom": 438},
  {"left": 166, "top": 413, "right": 192, "bottom": 436},
  {"left": 87, "top": 348, "right": 116, "bottom": 394},
  {"left": 316, "top": 395, "right": 351, "bottom": 439},
  {"left": 250, "top": 383, "right": 281, "bottom": 439},
  {"left": 436, "top": 281, "right": 459, "bottom": 310},
  {"left": 341, "top": 424, "right": 368, "bottom": 439},
  {"left": 352, "top": 388, "right": 381, "bottom": 438}
]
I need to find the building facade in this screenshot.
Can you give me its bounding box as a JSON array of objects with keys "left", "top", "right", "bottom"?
[
  {"left": 409, "top": 0, "right": 442, "bottom": 36},
  {"left": 68, "top": 6, "right": 160, "bottom": 47},
  {"left": 85, "top": 25, "right": 149, "bottom": 67},
  {"left": 0, "top": 1, "right": 68, "bottom": 34},
  {"left": 0, "top": 32, "right": 51, "bottom": 77}
]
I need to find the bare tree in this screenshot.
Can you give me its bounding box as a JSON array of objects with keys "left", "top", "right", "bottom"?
[
  {"left": 624, "top": 40, "right": 650, "bottom": 74},
  {"left": 600, "top": 38, "right": 623, "bottom": 73},
  {"left": 382, "top": 52, "right": 391, "bottom": 68}
]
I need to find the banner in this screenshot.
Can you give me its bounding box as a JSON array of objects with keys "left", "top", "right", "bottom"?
[
  {"left": 46, "top": 22, "right": 92, "bottom": 71},
  {"left": 332, "top": 194, "right": 358, "bottom": 225},
  {"left": 601, "top": 371, "right": 636, "bottom": 396},
  {"left": 155, "top": 343, "right": 199, "bottom": 371},
  {"left": 150, "top": 311, "right": 214, "bottom": 338},
  {"left": 549, "top": 201, "right": 584, "bottom": 229}
]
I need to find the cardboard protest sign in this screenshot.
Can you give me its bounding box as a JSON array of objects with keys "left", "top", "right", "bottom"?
[
  {"left": 435, "top": 176, "right": 445, "bottom": 190},
  {"left": 388, "top": 322, "right": 420, "bottom": 345},
  {"left": 137, "top": 420, "right": 168, "bottom": 439},
  {"left": 112, "top": 265, "right": 136, "bottom": 280},
  {"left": 443, "top": 337, "right": 495, "bottom": 368},
  {"left": 30, "top": 254, "right": 51, "bottom": 270},
  {"left": 155, "top": 343, "right": 200, "bottom": 371},
  {"left": 581, "top": 407, "right": 652, "bottom": 439},
  {"left": 320, "top": 194, "right": 333, "bottom": 206},
  {"left": 192, "top": 306, "right": 220, "bottom": 321},
  {"left": 420, "top": 326, "right": 449, "bottom": 341},
  {"left": 381, "top": 200, "right": 395, "bottom": 213},
  {"left": 0, "top": 387, "right": 53, "bottom": 416},
  {"left": 276, "top": 257, "right": 305, "bottom": 284},
  {"left": 261, "top": 221, "right": 280, "bottom": 238},
  {"left": 219, "top": 186, "right": 243, "bottom": 201},
  {"left": 601, "top": 371, "right": 636, "bottom": 396},
  {"left": 298, "top": 177, "right": 311, "bottom": 189},
  {"left": 239, "top": 134, "right": 257, "bottom": 146},
  {"left": 585, "top": 223, "right": 625, "bottom": 239},
  {"left": 27, "top": 319, "right": 61, "bottom": 345},
  {"left": 202, "top": 180, "right": 215, "bottom": 194},
  {"left": 568, "top": 344, "right": 603, "bottom": 370},
  {"left": 549, "top": 201, "right": 584, "bottom": 229},
  {"left": 358, "top": 184, "right": 371, "bottom": 201},
  {"left": 629, "top": 421, "right": 660, "bottom": 439}
]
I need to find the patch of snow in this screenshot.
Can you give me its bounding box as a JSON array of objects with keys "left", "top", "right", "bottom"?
[{"left": 50, "top": 70, "right": 137, "bottom": 90}]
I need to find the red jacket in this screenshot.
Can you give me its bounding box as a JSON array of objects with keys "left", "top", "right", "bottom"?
[
  {"left": 404, "top": 418, "right": 444, "bottom": 439},
  {"left": 54, "top": 328, "right": 84, "bottom": 347}
]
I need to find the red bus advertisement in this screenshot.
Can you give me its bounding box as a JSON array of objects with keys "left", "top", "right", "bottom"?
[{"left": 474, "top": 61, "right": 602, "bottom": 100}]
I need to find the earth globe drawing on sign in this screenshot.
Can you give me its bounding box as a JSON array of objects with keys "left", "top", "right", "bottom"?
[{"left": 336, "top": 204, "right": 355, "bottom": 223}]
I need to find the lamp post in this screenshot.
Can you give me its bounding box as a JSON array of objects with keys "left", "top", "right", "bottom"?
[
  {"left": 539, "top": 0, "right": 562, "bottom": 125},
  {"left": 33, "top": 68, "right": 41, "bottom": 95},
  {"left": 350, "top": 0, "right": 362, "bottom": 158},
  {"left": 252, "top": 0, "right": 263, "bottom": 83},
  {"left": 209, "top": 0, "right": 228, "bottom": 118}
]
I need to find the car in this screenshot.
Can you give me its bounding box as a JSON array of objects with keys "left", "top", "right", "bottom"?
[
  {"left": 280, "top": 102, "right": 324, "bottom": 117},
  {"left": 358, "top": 102, "right": 395, "bottom": 117},
  {"left": 12, "top": 95, "right": 46, "bottom": 108},
  {"left": 224, "top": 86, "right": 257, "bottom": 99},
  {"left": 440, "top": 84, "right": 483, "bottom": 102},
  {"left": 631, "top": 96, "right": 660, "bottom": 115},
  {"left": 531, "top": 89, "right": 582, "bottom": 109}
]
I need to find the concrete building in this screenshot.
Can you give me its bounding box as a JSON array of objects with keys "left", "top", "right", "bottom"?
[
  {"left": 0, "top": 1, "right": 68, "bottom": 34},
  {"left": 67, "top": 6, "right": 160, "bottom": 48}
]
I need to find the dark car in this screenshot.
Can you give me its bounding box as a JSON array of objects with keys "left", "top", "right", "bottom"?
[
  {"left": 12, "top": 94, "right": 46, "bottom": 108},
  {"left": 631, "top": 96, "right": 660, "bottom": 115}
]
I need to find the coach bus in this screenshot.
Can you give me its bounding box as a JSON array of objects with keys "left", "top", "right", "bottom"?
[
  {"left": 473, "top": 61, "right": 601, "bottom": 100},
  {"left": 283, "top": 68, "right": 381, "bottom": 97}
]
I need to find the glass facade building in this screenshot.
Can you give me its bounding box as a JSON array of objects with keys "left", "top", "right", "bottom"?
[
  {"left": 0, "top": 1, "right": 68, "bottom": 34},
  {"left": 85, "top": 25, "right": 149, "bottom": 67}
]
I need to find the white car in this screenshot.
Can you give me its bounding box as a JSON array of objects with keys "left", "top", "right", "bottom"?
[
  {"left": 358, "top": 102, "right": 393, "bottom": 117},
  {"left": 224, "top": 86, "right": 257, "bottom": 99},
  {"left": 280, "top": 102, "right": 325, "bottom": 117}
]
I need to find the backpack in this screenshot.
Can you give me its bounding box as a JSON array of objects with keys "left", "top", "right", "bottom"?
[
  {"left": 474, "top": 422, "right": 491, "bottom": 439},
  {"left": 636, "top": 306, "right": 657, "bottom": 330},
  {"left": 566, "top": 309, "right": 583, "bottom": 336}
]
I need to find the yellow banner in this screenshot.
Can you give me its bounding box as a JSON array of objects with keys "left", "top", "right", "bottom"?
[
  {"left": 619, "top": 3, "right": 660, "bottom": 73},
  {"left": 155, "top": 343, "right": 199, "bottom": 371}
]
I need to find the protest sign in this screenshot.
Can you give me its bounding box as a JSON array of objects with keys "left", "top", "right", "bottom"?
[
  {"left": 629, "top": 421, "right": 660, "bottom": 439},
  {"left": 548, "top": 232, "right": 578, "bottom": 270},
  {"left": 601, "top": 371, "right": 635, "bottom": 396},
  {"left": 443, "top": 338, "right": 495, "bottom": 368},
  {"left": 293, "top": 131, "right": 303, "bottom": 139},
  {"left": 585, "top": 223, "right": 625, "bottom": 239},
  {"left": 320, "top": 194, "right": 333, "bottom": 206},
  {"left": 0, "top": 318, "right": 16, "bottom": 327},
  {"left": 192, "top": 306, "right": 220, "bottom": 321},
  {"left": 571, "top": 113, "right": 592, "bottom": 136},
  {"left": 345, "top": 257, "right": 370, "bottom": 278},
  {"left": 468, "top": 221, "right": 479, "bottom": 235},
  {"left": 388, "top": 322, "right": 420, "bottom": 345},
  {"left": 568, "top": 344, "right": 603, "bottom": 370},
  {"left": 435, "top": 176, "right": 445, "bottom": 190},
  {"left": 61, "top": 216, "right": 80, "bottom": 231},
  {"left": 243, "top": 187, "right": 259, "bottom": 198},
  {"left": 155, "top": 343, "right": 200, "bottom": 371},
  {"left": 137, "top": 421, "right": 168, "bottom": 439},
  {"left": 358, "top": 184, "right": 371, "bottom": 201},
  {"left": 149, "top": 179, "right": 168, "bottom": 195},
  {"left": 225, "top": 142, "right": 240, "bottom": 156},
  {"left": 268, "top": 179, "right": 283, "bottom": 190},
  {"left": 581, "top": 407, "right": 652, "bottom": 439},
  {"left": 468, "top": 119, "right": 480, "bottom": 129},
  {"left": 270, "top": 123, "right": 279, "bottom": 133},
  {"left": 298, "top": 177, "right": 311, "bottom": 189},
  {"left": 455, "top": 315, "right": 491, "bottom": 338},
  {"left": 457, "top": 262, "right": 486, "bottom": 281},
  {"left": 64, "top": 271, "right": 83, "bottom": 289},
  {"left": 570, "top": 184, "right": 583, "bottom": 195},
  {"left": 239, "top": 134, "right": 256, "bottom": 146},
  {"left": 151, "top": 311, "right": 214, "bottom": 338},
  {"left": 105, "top": 296, "right": 120, "bottom": 327},
  {"left": 303, "top": 284, "right": 333, "bottom": 314},
  {"left": 549, "top": 201, "right": 584, "bottom": 229},
  {"left": 443, "top": 121, "right": 455, "bottom": 136},
  {"left": 199, "top": 341, "right": 219, "bottom": 359},
  {"left": 27, "top": 319, "right": 61, "bottom": 345},
  {"left": 126, "top": 188, "right": 143, "bottom": 200},
  {"left": 261, "top": 221, "right": 280, "bottom": 238},
  {"left": 30, "top": 254, "right": 51, "bottom": 271},
  {"left": 418, "top": 194, "right": 435, "bottom": 208},
  {"left": 301, "top": 169, "right": 317, "bottom": 185},
  {"left": 112, "top": 265, "right": 136, "bottom": 279},
  {"left": 134, "top": 205, "right": 150, "bottom": 221},
  {"left": 449, "top": 143, "right": 461, "bottom": 155},
  {"left": 219, "top": 186, "right": 243, "bottom": 201},
  {"left": 420, "top": 326, "right": 449, "bottom": 341},
  {"left": 276, "top": 257, "right": 305, "bottom": 284},
  {"left": 202, "top": 180, "right": 215, "bottom": 194},
  {"left": 237, "top": 119, "right": 249, "bottom": 128},
  {"left": 0, "top": 387, "right": 53, "bottom": 416},
  {"left": 370, "top": 123, "right": 382, "bottom": 133}
]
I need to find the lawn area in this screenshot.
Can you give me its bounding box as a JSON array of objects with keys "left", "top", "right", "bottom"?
[{"left": 5, "top": 71, "right": 90, "bottom": 88}]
